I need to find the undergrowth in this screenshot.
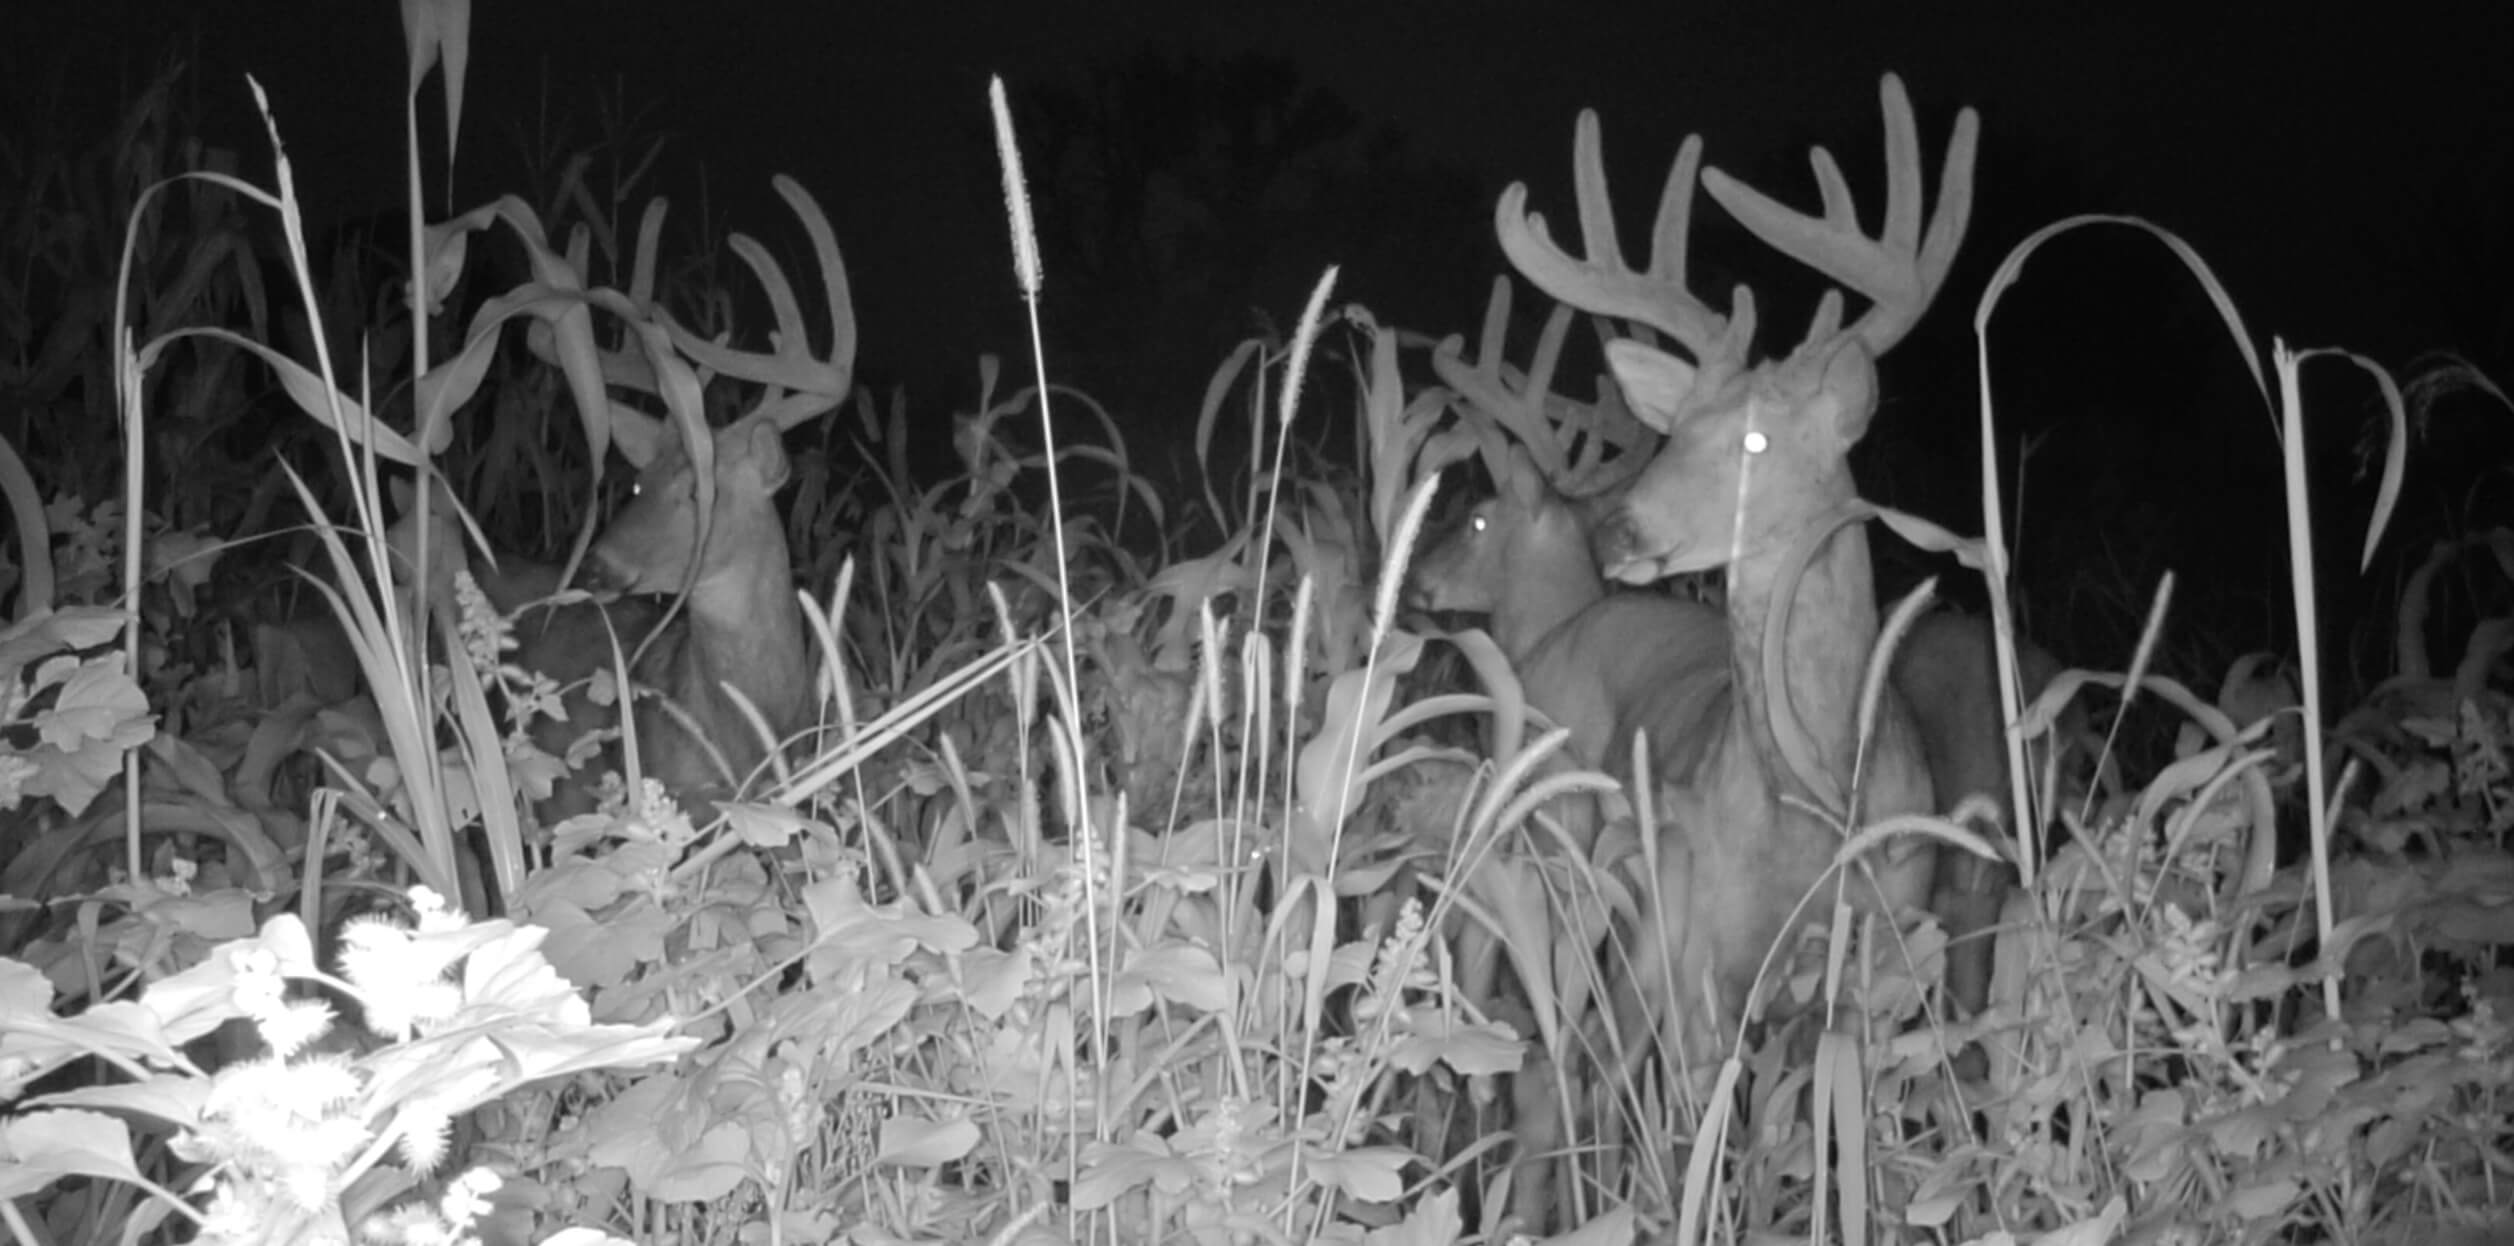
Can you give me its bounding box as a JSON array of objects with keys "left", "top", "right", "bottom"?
[{"left": 1, "top": 4, "right": 2508, "bottom": 1246}]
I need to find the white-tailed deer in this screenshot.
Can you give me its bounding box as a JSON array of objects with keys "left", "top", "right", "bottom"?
[
  {"left": 1480, "top": 74, "right": 1980, "bottom": 1058},
  {"left": 396, "top": 409, "right": 814, "bottom": 821},
  {"left": 576, "top": 411, "right": 813, "bottom": 808},
  {"left": 1408, "top": 447, "right": 2065, "bottom": 1015},
  {"left": 1408, "top": 449, "right": 1728, "bottom": 796}
]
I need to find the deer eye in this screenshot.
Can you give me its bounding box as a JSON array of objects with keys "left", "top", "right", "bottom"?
[{"left": 1743, "top": 430, "right": 1769, "bottom": 454}]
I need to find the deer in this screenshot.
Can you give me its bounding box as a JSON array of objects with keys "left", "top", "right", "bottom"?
[
  {"left": 1408, "top": 446, "right": 2067, "bottom": 1020},
  {"left": 1460, "top": 74, "right": 1987, "bottom": 1075},
  {"left": 1408, "top": 447, "right": 1729, "bottom": 799},
  {"left": 397, "top": 178, "right": 853, "bottom": 831},
  {"left": 394, "top": 407, "right": 817, "bottom": 826},
  {"left": 1404, "top": 75, "right": 1997, "bottom": 1230},
  {"left": 561, "top": 409, "right": 814, "bottom": 811}
]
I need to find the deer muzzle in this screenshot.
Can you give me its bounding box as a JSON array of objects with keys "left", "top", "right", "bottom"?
[{"left": 1589, "top": 509, "right": 1660, "bottom": 584}]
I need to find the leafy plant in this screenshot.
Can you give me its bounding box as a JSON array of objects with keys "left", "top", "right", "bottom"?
[
  {"left": 1, "top": 607, "right": 156, "bottom": 817},
  {"left": 0, "top": 890, "right": 692, "bottom": 1244}
]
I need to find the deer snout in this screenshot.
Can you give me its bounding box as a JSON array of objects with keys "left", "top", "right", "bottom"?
[
  {"left": 1591, "top": 509, "right": 1690, "bottom": 586},
  {"left": 1400, "top": 553, "right": 1476, "bottom": 615},
  {"left": 1589, "top": 509, "right": 1645, "bottom": 575},
  {"left": 579, "top": 552, "right": 638, "bottom": 596},
  {"left": 1399, "top": 540, "right": 1456, "bottom": 613}
]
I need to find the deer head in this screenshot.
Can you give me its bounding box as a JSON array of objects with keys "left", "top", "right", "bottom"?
[
  {"left": 1496, "top": 75, "right": 1978, "bottom": 584},
  {"left": 586, "top": 413, "right": 797, "bottom": 602}
]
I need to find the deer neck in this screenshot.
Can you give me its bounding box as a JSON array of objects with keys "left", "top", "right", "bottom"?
[
  {"left": 667, "top": 525, "right": 810, "bottom": 743},
  {"left": 1719, "top": 503, "right": 1878, "bottom": 796},
  {"left": 1490, "top": 538, "right": 1609, "bottom": 665}
]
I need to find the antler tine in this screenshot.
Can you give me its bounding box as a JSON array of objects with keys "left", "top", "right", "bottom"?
[
  {"left": 1497, "top": 114, "right": 1755, "bottom": 382},
  {"left": 1550, "top": 374, "right": 1654, "bottom": 498},
  {"left": 661, "top": 176, "right": 858, "bottom": 432},
  {"left": 1433, "top": 278, "right": 1654, "bottom": 499},
  {"left": 1433, "top": 278, "right": 1576, "bottom": 480},
  {"left": 1701, "top": 73, "right": 1979, "bottom": 356}
]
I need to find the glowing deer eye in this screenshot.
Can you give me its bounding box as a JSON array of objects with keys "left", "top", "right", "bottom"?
[{"left": 1743, "top": 430, "right": 1769, "bottom": 454}]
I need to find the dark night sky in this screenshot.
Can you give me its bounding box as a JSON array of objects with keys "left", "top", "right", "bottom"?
[
  {"left": 9, "top": 0, "right": 2513, "bottom": 664},
  {"left": 15, "top": 0, "right": 2510, "bottom": 376}
]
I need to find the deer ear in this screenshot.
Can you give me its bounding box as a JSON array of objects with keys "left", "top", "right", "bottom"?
[
  {"left": 1816, "top": 336, "right": 1880, "bottom": 444},
  {"left": 611, "top": 410, "right": 669, "bottom": 470},
  {"left": 387, "top": 476, "right": 415, "bottom": 513},
  {"left": 746, "top": 419, "right": 792, "bottom": 491},
  {"left": 1606, "top": 339, "right": 1700, "bottom": 433}
]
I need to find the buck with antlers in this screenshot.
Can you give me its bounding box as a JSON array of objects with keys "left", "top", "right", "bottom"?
[
  {"left": 390, "top": 177, "right": 853, "bottom": 841},
  {"left": 1470, "top": 74, "right": 1985, "bottom": 1060}
]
